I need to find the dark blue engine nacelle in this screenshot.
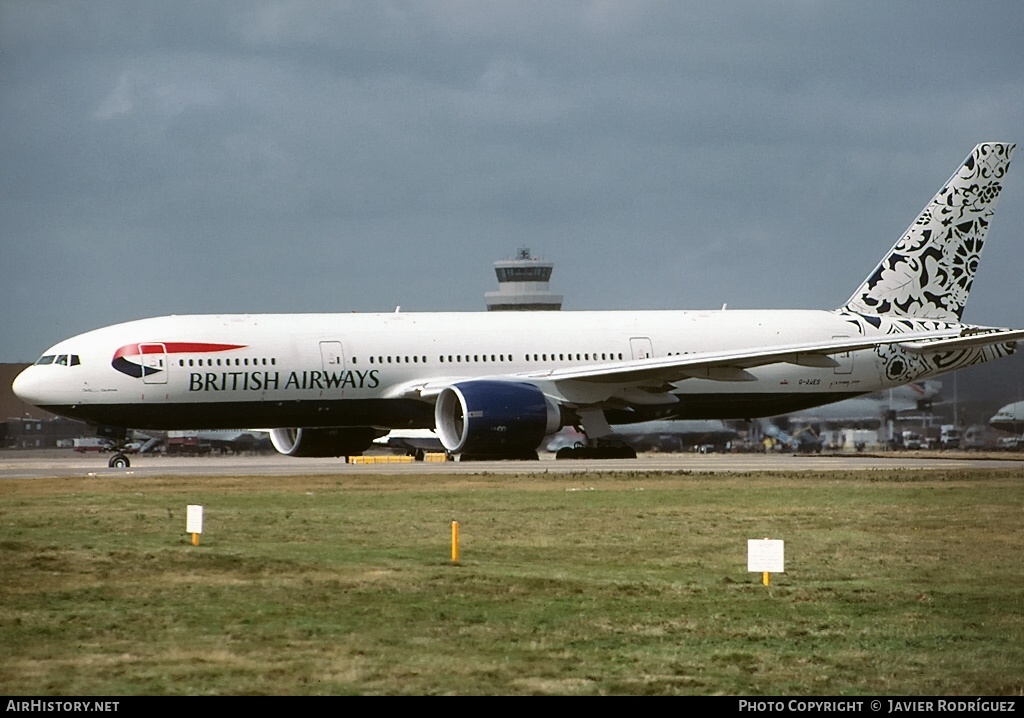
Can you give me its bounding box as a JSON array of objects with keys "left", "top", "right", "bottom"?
[{"left": 434, "top": 381, "right": 562, "bottom": 455}]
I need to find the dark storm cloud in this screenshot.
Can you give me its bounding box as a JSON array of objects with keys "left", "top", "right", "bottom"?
[{"left": 2, "top": 1, "right": 1023, "bottom": 361}]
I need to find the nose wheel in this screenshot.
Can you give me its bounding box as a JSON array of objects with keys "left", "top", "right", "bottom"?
[{"left": 108, "top": 453, "right": 131, "bottom": 468}]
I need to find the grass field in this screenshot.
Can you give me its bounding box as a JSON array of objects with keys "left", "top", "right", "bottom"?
[{"left": 1, "top": 468, "right": 1022, "bottom": 695}]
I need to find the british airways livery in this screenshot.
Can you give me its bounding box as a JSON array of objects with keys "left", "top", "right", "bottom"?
[{"left": 13, "top": 143, "right": 1023, "bottom": 466}]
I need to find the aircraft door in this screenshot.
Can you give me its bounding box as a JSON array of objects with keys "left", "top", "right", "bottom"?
[
  {"left": 319, "top": 341, "right": 346, "bottom": 395},
  {"left": 831, "top": 336, "right": 854, "bottom": 375},
  {"left": 139, "top": 343, "right": 168, "bottom": 385},
  {"left": 630, "top": 337, "right": 654, "bottom": 360}
]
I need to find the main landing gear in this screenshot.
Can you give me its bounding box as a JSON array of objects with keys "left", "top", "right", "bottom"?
[
  {"left": 555, "top": 441, "right": 637, "bottom": 460},
  {"left": 108, "top": 452, "right": 131, "bottom": 468},
  {"left": 554, "top": 410, "right": 638, "bottom": 459}
]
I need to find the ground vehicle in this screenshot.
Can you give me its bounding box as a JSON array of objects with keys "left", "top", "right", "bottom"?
[
  {"left": 901, "top": 431, "right": 923, "bottom": 450},
  {"left": 164, "top": 435, "right": 212, "bottom": 456},
  {"left": 939, "top": 424, "right": 961, "bottom": 449},
  {"left": 72, "top": 437, "right": 112, "bottom": 452},
  {"left": 963, "top": 425, "right": 996, "bottom": 451}
]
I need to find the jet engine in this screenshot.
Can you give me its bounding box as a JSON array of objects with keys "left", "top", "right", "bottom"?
[
  {"left": 269, "top": 427, "right": 386, "bottom": 457},
  {"left": 434, "top": 381, "right": 562, "bottom": 457}
]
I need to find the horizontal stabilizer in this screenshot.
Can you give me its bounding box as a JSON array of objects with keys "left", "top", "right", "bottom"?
[{"left": 898, "top": 328, "right": 1024, "bottom": 354}]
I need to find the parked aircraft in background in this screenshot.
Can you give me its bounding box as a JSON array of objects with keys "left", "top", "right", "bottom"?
[
  {"left": 12, "top": 143, "right": 1023, "bottom": 467},
  {"left": 777, "top": 381, "right": 942, "bottom": 428},
  {"left": 989, "top": 401, "right": 1024, "bottom": 435},
  {"left": 546, "top": 420, "right": 738, "bottom": 454},
  {"left": 763, "top": 381, "right": 945, "bottom": 452},
  {"left": 546, "top": 382, "right": 939, "bottom": 454},
  {"left": 164, "top": 429, "right": 270, "bottom": 455}
]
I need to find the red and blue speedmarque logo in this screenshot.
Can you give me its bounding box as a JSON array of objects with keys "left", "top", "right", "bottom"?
[{"left": 112, "top": 343, "right": 247, "bottom": 378}]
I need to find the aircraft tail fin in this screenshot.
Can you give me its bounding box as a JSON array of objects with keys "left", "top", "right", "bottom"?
[{"left": 842, "top": 142, "right": 1015, "bottom": 322}]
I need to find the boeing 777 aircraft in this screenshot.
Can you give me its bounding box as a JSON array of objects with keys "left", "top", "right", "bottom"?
[{"left": 12, "top": 142, "right": 1023, "bottom": 466}]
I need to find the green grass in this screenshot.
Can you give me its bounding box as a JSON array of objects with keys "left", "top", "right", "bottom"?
[{"left": 1, "top": 469, "right": 1022, "bottom": 695}]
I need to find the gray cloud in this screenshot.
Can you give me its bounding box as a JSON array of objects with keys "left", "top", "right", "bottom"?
[{"left": 2, "top": 1, "right": 1023, "bottom": 363}]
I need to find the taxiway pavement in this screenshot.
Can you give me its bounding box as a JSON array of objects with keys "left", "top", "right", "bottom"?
[{"left": 2, "top": 449, "right": 1023, "bottom": 480}]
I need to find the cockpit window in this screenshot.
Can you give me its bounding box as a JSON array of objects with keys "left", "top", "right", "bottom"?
[{"left": 33, "top": 354, "right": 80, "bottom": 366}]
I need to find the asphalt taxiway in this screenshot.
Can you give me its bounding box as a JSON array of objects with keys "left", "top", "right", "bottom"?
[{"left": 2, "top": 449, "right": 1023, "bottom": 479}]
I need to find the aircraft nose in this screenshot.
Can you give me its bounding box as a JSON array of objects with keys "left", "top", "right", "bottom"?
[{"left": 12, "top": 366, "right": 45, "bottom": 407}]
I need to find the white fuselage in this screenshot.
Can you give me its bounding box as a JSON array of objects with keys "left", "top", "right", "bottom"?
[{"left": 12, "top": 308, "right": 960, "bottom": 433}]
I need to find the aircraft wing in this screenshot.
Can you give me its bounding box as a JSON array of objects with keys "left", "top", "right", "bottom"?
[
  {"left": 520, "top": 331, "right": 962, "bottom": 385},
  {"left": 393, "top": 327, "right": 1021, "bottom": 402}
]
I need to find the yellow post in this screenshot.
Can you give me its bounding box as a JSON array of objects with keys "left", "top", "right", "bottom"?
[
  {"left": 762, "top": 571, "right": 769, "bottom": 586},
  {"left": 451, "top": 521, "right": 460, "bottom": 563},
  {"left": 192, "top": 533, "right": 200, "bottom": 546}
]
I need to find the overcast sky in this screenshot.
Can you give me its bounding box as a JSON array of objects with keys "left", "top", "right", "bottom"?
[{"left": 3, "top": 1, "right": 1024, "bottom": 363}]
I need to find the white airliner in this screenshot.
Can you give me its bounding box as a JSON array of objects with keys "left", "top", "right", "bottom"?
[
  {"left": 777, "top": 380, "right": 943, "bottom": 427},
  {"left": 546, "top": 420, "right": 739, "bottom": 454},
  {"left": 12, "top": 142, "right": 1024, "bottom": 467},
  {"left": 989, "top": 401, "right": 1024, "bottom": 435}
]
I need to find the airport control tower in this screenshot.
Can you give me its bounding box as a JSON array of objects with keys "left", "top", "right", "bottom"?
[{"left": 485, "top": 247, "right": 563, "bottom": 311}]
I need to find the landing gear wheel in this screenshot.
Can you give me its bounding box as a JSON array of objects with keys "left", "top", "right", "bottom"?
[{"left": 108, "top": 453, "right": 130, "bottom": 469}]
